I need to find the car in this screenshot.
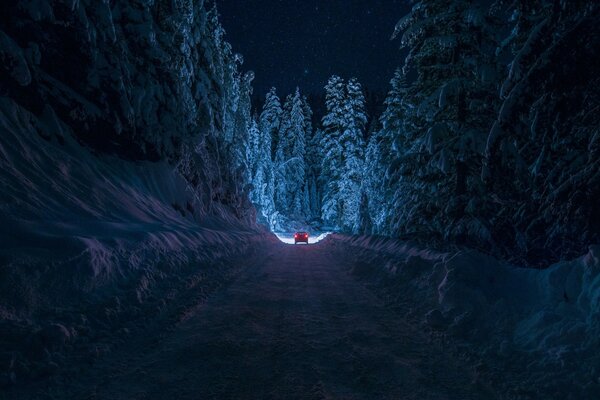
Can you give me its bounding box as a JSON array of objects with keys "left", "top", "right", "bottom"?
[{"left": 294, "top": 231, "right": 309, "bottom": 244}]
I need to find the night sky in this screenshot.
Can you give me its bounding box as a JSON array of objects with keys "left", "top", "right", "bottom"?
[{"left": 216, "top": 0, "right": 410, "bottom": 98}]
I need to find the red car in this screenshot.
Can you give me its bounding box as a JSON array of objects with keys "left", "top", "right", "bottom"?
[{"left": 294, "top": 232, "right": 309, "bottom": 244}]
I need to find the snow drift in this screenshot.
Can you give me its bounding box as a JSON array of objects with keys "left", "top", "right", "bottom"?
[
  {"left": 0, "top": 0, "right": 266, "bottom": 388},
  {"left": 0, "top": 96, "right": 266, "bottom": 386},
  {"left": 334, "top": 234, "right": 600, "bottom": 398}
]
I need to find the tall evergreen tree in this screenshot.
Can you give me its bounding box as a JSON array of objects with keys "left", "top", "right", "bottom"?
[
  {"left": 274, "top": 94, "right": 293, "bottom": 212},
  {"left": 339, "top": 78, "right": 367, "bottom": 232},
  {"left": 308, "top": 128, "right": 324, "bottom": 217},
  {"left": 255, "top": 88, "right": 282, "bottom": 228},
  {"left": 230, "top": 71, "right": 254, "bottom": 185},
  {"left": 248, "top": 116, "right": 261, "bottom": 166},
  {"left": 319, "top": 76, "right": 368, "bottom": 231},
  {"left": 320, "top": 76, "right": 347, "bottom": 227},
  {"left": 287, "top": 88, "right": 308, "bottom": 217},
  {"left": 260, "top": 88, "right": 282, "bottom": 159},
  {"left": 363, "top": 128, "right": 387, "bottom": 232},
  {"left": 482, "top": 0, "right": 600, "bottom": 263},
  {"left": 388, "top": 0, "right": 501, "bottom": 244}
]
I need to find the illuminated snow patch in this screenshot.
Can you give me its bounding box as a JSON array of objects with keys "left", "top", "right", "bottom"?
[{"left": 275, "top": 232, "right": 331, "bottom": 245}]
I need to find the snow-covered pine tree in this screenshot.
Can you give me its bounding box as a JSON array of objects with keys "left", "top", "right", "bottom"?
[
  {"left": 287, "top": 88, "right": 308, "bottom": 217},
  {"left": 380, "top": 68, "right": 409, "bottom": 174},
  {"left": 308, "top": 171, "right": 320, "bottom": 220},
  {"left": 302, "top": 96, "right": 320, "bottom": 219},
  {"left": 273, "top": 94, "right": 293, "bottom": 213},
  {"left": 260, "top": 88, "right": 282, "bottom": 159},
  {"left": 256, "top": 88, "right": 282, "bottom": 227},
  {"left": 389, "top": 0, "right": 501, "bottom": 245},
  {"left": 230, "top": 70, "right": 255, "bottom": 186},
  {"left": 302, "top": 95, "right": 314, "bottom": 144},
  {"left": 363, "top": 128, "right": 386, "bottom": 233},
  {"left": 302, "top": 180, "right": 311, "bottom": 218},
  {"left": 193, "top": 5, "right": 256, "bottom": 215},
  {"left": 377, "top": 67, "right": 417, "bottom": 236},
  {"left": 338, "top": 78, "right": 367, "bottom": 232},
  {"left": 273, "top": 142, "right": 288, "bottom": 215},
  {"left": 483, "top": 0, "right": 600, "bottom": 264},
  {"left": 249, "top": 115, "right": 261, "bottom": 164},
  {"left": 307, "top": 123, "right": 324, "bottom": 219},
  {"left": 206, "top": 5, "right": 243, "bottom": 148},
  {"left": 248, "top": 117, "right": 262, "bottom": 204},
  {"left": 320, "top": 76, "right": 347, "bottom": 228}
]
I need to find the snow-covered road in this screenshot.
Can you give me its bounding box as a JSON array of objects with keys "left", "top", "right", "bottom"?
[{"left": 11, "top": 237, "right": 493, "bottom": 400}]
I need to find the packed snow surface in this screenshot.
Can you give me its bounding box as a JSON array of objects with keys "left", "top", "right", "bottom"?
[
  {"left": 0, "top": 96, "right": 263, "bottom": 388},
  {"left": 6, "top": 233, "right": 598, "bottom": 399},
  {"left": 8, "top": 238, "right": 489, "bottom": 399}
]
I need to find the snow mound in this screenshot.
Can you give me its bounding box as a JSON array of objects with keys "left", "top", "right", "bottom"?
[
  {"left": 335, "top": 235, "right": 600, "bottom": 398},
  {"left": 0, "top": 97, "right": 265, "bottom": 386}
]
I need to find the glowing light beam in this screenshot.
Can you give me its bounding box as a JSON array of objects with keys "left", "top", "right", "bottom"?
[{"left": 274, "top": 232, "right": 331, "bottom": 245}]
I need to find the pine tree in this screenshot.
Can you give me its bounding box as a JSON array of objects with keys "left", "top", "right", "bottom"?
[
  {"left": 302, "top": 96, "right": 313, "bottom": 144},
  {"left": 287, "top": 88, "right": 308, "bottom": 217},
  {"left": 260, "top": 88, "right": 282, "bottom": 159},
  {"left": 248, "top": 117, "right": 261, "bottom": 204},
  {"left": 388, "top": 0, "right": 501, "bottom": 244},
  {"left": 273, "top": 142, "right": 288, "bottom": 214},
  {"left": 302, "top": 96, "right": 319, "bottom": 218},
  {"left": 274, "top": 94, "right": 293, "bottom": 213},
  {"left": 376, "top": 67, "right": 413, "bottom": 234},
  {"left": 482, "top": 0, "right": 600, "bottom": 263},
  {"left": 339, "top": 78, "right": 367, "bottom": 232},
  {"left": 320, "top": 76, "right": 347, "bottom": 227},
  {"left": 319, "top": 76, "right": 368, "bottom": 231},
  {"left": 230, "top": 71, "right": 254, "bottom": 185},
  {"left": 256, "top": 88, "right": 281, "bottom": 227},
  {"left": 363, "top": 128, "right": 386, "bottom": 232},
  {"left": 307, "top": 127, "right": 323, "bottom": 218}
]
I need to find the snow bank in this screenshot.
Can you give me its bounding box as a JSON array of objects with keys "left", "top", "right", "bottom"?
[
  {"left": 0, "top": 97, "right": 266, "bottom": 385},
  {"left": 334, "top": 234, "right": 600, "bottom": 398}
]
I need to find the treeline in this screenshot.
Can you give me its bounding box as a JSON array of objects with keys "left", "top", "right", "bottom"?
[
  {"left": 246, "top": 77, "right": 373, "bottom": 232},
  {"left": 247, "top": 0, "right": 599, "bottom": 265},
  {"left": 0, "top": 1, "right": 256, "bottom": 220},
  {"left": 247, "top": 88, "right": 319, "bottom": 229},
  {"left": 365, "top": 0, "right": 600, "bottom": 265}
]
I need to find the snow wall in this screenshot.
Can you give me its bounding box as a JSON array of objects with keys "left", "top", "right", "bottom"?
[
  {"left": 0, "top": 0, "right": 265, "bottom": 385},
  {"left": 334, "top": 235, "right": 600, "bottom": 398}
]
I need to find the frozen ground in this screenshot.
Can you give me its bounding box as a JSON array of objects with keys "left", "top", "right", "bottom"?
[
  {"left": 7, "top": 237, "right": 488, "bottom": 400},
  {"left": 5, "top": 234, "right": 599, "bottom": 399},
  {"left": 0, "top": 96, "right": 263, "bottom": 389}
]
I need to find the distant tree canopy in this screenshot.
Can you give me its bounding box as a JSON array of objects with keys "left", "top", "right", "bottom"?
[
  {"left": 369, "top": 0, "right": 600, "bottom": 265},
  {"left": 11, "top": 0, "right": 595, "bottom": 265},
  {"left": 247, "top": 0, "right": 599, "bottom": 266}
]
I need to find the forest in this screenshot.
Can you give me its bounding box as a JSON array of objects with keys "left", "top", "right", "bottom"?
[
  {"left": 246, "top": 1, "right": 599, "bottom": 266},
  {"left": 0, "top": 0, "right": 599, "bottom": 398},
  {"left": 2, "top": 1, "right": 596, "bottom": 266}
]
